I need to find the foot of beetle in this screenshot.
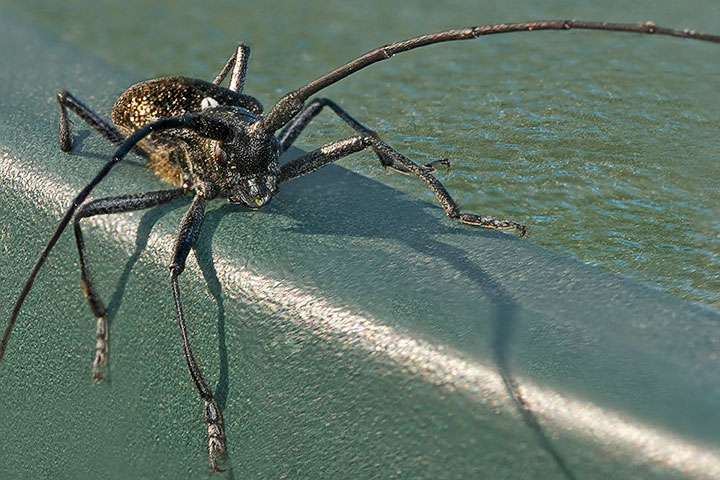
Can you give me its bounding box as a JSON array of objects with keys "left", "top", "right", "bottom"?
[
  {"left": 459, "top": 213, "right": 526, "bottom": 237},
  {"left": 206, "top": 399, "right": 225, "bottom": 472},
  {"left": 92, "top": 315, "right": 108, "bottom": 380}
]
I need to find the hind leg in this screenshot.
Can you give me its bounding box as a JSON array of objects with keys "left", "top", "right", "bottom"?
[
  {"left": 57, "top": 91, "right": 148, "bottom": 158},
  {"left": 212, "top": 43, "right": 251, "bottom": 93}
]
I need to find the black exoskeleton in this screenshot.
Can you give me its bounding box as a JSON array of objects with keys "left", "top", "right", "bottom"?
[{"left": 2, "top": 20, "right": 719, "bottom": 472}]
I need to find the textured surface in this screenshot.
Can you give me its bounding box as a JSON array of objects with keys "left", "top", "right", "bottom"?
[
  {"left": 1, "top": 9, "right": 720, "bottom": 480},
  {"left": 3, "top": 0, "right": 718, "bottom": 309}
]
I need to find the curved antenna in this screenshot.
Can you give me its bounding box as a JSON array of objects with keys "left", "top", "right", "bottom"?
[
  {"left": 262, "top": 19, "right": 720, "bottom": 132},
  {"left": 0, "top": 114, "right": 234, "bottom": 361}
]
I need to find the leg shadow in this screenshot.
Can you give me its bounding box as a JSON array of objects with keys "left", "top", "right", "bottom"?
[
  {"left": 410, "top": 236, "right": 578, "bottom": 480},
  {"left": 277, "top": 164, "right": 577, "bottom": 478},
  {"left": 103, "top": 199, "right": 187, "bottom": 381}
]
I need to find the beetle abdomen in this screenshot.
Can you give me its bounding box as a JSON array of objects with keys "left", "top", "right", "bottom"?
[
  {"left": 111, "top": 76, "right": 263, "bottom": 132},
  {"left": 110, "top": 76, "right": 264, "bottom": 187}
]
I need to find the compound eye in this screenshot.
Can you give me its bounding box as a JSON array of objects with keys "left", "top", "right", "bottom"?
[{"left": 214, "top": 144, "right": 228, "bottom": 166}]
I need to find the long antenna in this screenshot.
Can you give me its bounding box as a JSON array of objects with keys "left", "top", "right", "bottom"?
[
  {"left": 261, "top": 20, "right": 720, "bottom": 132},
  {"left": 0, "top": 114, "right": 234, "bottom": 361}
]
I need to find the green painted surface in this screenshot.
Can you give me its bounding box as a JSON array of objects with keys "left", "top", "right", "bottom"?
[
  {"left": 2, "top": 0, "right": 718, "bottom": 310},
  {"left": 0, "top": 4, "right": 719, "bottom": 480}
]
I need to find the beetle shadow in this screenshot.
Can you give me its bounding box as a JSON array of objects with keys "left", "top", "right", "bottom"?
[
  {"left": 415, "top": 238, "right": 577, "bottom": 480},
  {"left": 100, "top": 162, "right": 573, "bottom": 478},
  {"left": 59, "top": 131, "right": 146, "bottom": 167},
  {"left": 103, "top": 196, "right": 236, "bottom": 477},
  {"left": 192, "top": 211, "right": 231, "bottom": 408},
  {"left": 103, "top": 200, "right": 187, "bottom": 381},
  {"left": 399, "top": 232, "right": 577, "bottom": 479},
  {"left": 268, "top": 164, "right": 578, "bottom": 479},
  {"left": 192, "top": 162, "right": 578, "bottom": 478}
]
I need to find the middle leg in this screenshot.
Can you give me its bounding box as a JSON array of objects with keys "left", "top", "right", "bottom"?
[
  {"left": 279, "top": 135, "right": 526, "bottom": 235},
  {"left": 277, "top": 97, "right": 449, "bottom": 174}
]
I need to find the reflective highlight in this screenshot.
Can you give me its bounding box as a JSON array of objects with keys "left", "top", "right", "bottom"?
[{"left": 3, "top": 150, "right": 719, "bottom": 479}]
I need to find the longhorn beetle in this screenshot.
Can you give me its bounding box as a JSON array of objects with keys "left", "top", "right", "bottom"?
[{"left": 2, "top": 20, "right": 719, "bottom": 472}]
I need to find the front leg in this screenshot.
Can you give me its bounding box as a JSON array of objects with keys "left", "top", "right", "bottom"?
[
  {"left": 279, "top": 136, "right": 526, "bottom": 235},
  {"left": 73, "top": 188, "right": 188, "bottom": 379},
  {"left": 168, "top": 192, "right": 226, "bottom": 472}
]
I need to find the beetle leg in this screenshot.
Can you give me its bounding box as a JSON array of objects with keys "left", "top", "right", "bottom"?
[
  {"left": 168, "top": 193, "right": 226, "bottom": 472},
  {"left": 73, "top": 188, "right": 187, "bottom": 379},
  {"left": 2, "top": 115, "right": 234, "bottom": 365},
  {"left": 57, "top": 91, "right": 141, "bottom": 156},
  {"left": 277, "top": 98, "right": 447, "bottom": 174},
  {"left": 279, "top": 135, "right": 525, "bottom": 235},
  {"left": 213, "top": 43, "right": 250, "bottom": 93}
]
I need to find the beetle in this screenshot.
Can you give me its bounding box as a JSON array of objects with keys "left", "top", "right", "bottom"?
[{"left": 1, "top": 20, "right": 719, "bottom": 471}]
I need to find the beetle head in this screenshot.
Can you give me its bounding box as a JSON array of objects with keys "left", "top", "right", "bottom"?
[
  {"left": 208, "top": 114, "right": 281, "bottom": 208},
  {"left": 227, "top": 169, "right": 279, "bottom": 208}
]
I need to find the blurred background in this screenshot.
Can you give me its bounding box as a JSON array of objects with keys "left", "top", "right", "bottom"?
[
  {"left": 2, "top": 0, "right": 718, "bottom": 310},
  {"left": 2, "top": 2, "right": 720, "bottom": 479}
]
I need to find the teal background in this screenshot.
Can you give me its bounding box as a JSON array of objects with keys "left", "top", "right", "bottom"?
[
  {"left": 1, "top": 2, "right": 720, "bottom": 479},
  {"left": 2, "top": 0, "right": 719, "bottom": 309}
]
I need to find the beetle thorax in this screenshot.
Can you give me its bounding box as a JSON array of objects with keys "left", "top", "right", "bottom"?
[{"left": 193, "top": 107, "right": 280, "bottom": 208}]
